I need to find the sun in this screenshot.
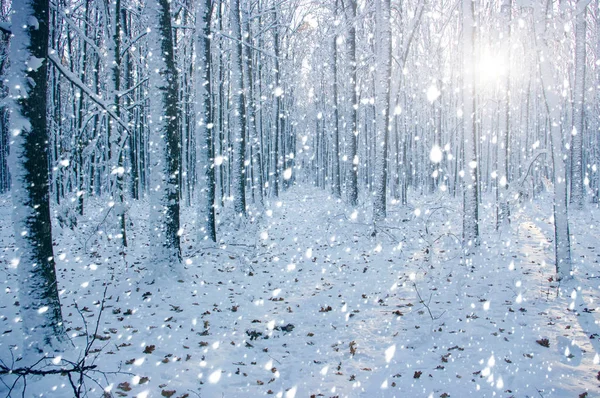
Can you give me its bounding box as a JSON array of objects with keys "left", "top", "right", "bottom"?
[{"left": 478, "top": 48, "right": 507, "bottom": 85}]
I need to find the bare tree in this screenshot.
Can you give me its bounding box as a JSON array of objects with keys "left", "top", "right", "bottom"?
[
  {"left": 462, "top": 0, "right": 480, "bottom": 253},
  {"left": 569, "top": 0, "right": 588, "bottom": 209},
  {"left": 344, "top": 0, "right": 359, "bottom": 206},
  {"left": 230, "top": 0, "right": 247, "bottom": 215},
  {"left": 9, "top": 0, "right": 68, "bottom": 351},
  {"left": 372, "top": 0, "right": 392, "bottom": 222},
  {"left": 196, "top": 0, "right": 217, "bottom": 242},
  {"left": 147, "top": 0, "right": 182, "bottom": 264}
]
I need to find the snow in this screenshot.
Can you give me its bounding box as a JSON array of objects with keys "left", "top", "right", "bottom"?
[
  {"left": 429, "top": 146, "right": 443, "bottom": 164},
  {"left": 1, "top": 187, "right": 600, "bottom": 396}
]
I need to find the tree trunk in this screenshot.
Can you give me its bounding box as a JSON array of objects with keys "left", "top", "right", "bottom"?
[
  {"left": 536, "top": 1, "right": 572, "bottom": 281},
  {"left": 272, "top": 9, "right": 281, "bottom": 198},
  {"left": 10, "top": 0, "right": 68, "bottom": 352},
  {"left": 242, "top": 3, "right": 264, "bottom": 208},
  {"left": 372, "top": 0, "right": 392, "bottom": 222},
  {"left": 569, "top": 0, "right": 588, "bottom": 209},
  {"left": 230, "top": 0, "right": 247, "bottom": 216},
  {"left": 497, "top": 0, "right": 512, "bottom": 229},
  {"left": 462, "top": 0, "right": 479, "bottom": 253},
  {"left": 331, "top": 0, "right": 341, "bottom": 198},
  {"left": 346, "top": 0, "right": 359, "bottom": 206},
  {"left": 148, "top": 0, "right": 182, "bottom": 265},
  {"left": 196, "top": 0, "right": 217, "bottom": 242},
  {"left": 107, "top": 0, "right": 127, "bottom": 247}
]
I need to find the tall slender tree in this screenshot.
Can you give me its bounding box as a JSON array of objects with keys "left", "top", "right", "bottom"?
[
  {"left": 272, "top": 8, "right": 282, "bottom": 198},
  {"left": 147, "top": 0, "right": 182, "bottom": 265},
  {"left": 242, "top": 2, "right": 264, "bottom": 208},
  {"left": 462, "top": 0, "right": 480, "bottom": 252},
  {"left": 345, "top": 0, "right": 359, "bottom": 206},
  {"left": 372, "top": 0, "right": 392, "bottom": 222},
  {"left": 535, "top": 0, "right": 572, "bottom": 280},
  {"left": 196, "top": 0, "right": 217, "bottom": 242},
  {"left": 106, "top": 0, "right": 128, "bottom": 247},
  {"left": 230, "top": 0, "right": 247, "bottom": 215},
  {"left": 497, "top": 0, "right": 512, "bottom": 228},
  {"left": 569, "top": 0, "right": 588, "bottom": 209},
  {"left": 331, "top": 0, "right": 341, "bottom": 198}
]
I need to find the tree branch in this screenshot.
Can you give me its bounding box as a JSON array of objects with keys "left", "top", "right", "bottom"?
[{"left": 48, "top": 53, "right": 130, "bottom": 135}]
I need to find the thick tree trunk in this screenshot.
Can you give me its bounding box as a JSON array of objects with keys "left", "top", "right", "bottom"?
[
  {"left": 497, "top": 0, "right": 512, "bottom": 229},
  {"left": 10, "top": 0, "right": 68, "bottom": 352},
  {"left": 242, "top": 3, "right": 264, "bottom": 208},
  {"left": 331, "top": 0, "right": 341, "bottom": 198},
  {"left": 272, "top": 10, "right": 281, "bottom": 198},
  {"left": 148, "top": 0, "right": 182, "bottom": 265},
  {"left": 569, "top": 0, "right": 588, "bottom": 209},
  {"left": 346, "top": 0, "right": 359, "bottom": 206},
  {"left": 107, "top": 0, "right": 127, "bottom": 247},
  {"left": 196, "top": 0, "right": 217, "bottom": 242},
  {"left": 462, "top": 0, "right": 479, "bottom": 253},
  {"left": 536, "top": 2, "right": 572, "bottom": 281},
  {"left": 230, "top": 0, "right": 247, "bottom": 215},
  {"left": 372, "top": 0, "right": 392, "bottom": 222}
]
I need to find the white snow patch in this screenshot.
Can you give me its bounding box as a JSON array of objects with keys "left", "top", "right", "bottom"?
[
  {"left": 208, "top": 370, "right": 221, "bottom": 384},
  {"left": 429, "top": 146, "right": 443, "bottom": 163},
  {"left": 385, "top": 344, "right": 396, "bottom": 363}
]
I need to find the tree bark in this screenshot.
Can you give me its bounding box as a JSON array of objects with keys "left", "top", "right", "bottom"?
[
  {"left": 230, "top": 0, "right": 247, "bottom": 215},
  {"left": 9, "top": 0, "right": 68, "bottom": 352},
  {"left": 346, "top": 0, "right": 359, "bottom": 206},
  {"left": 372, "top": 0, "right": 392, "bottom": 222},
  {"left": 331, "top": 0, "right": 341, "bottom": 198},
  {"left": 497, "top": 0, "right": 512, "bottom": 229},
  {"left": 569, "top": 0, "right": 588, "bottom": 209},
  {"left": 536, "top": 0, "right": 572, "bottom": 281},
  {"left": 462, "top": 0, "right": 480, "bottom": 253},
  {"left": 147, "top": 0, "right": 182, "bottom": 265},
  {"left": 196, "top": 0, "right": 217, "bottom": 242}
]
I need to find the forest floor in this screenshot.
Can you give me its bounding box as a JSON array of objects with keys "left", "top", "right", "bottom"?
[{"left": 2, "top": 185, "right": 600, "bottom": 397}]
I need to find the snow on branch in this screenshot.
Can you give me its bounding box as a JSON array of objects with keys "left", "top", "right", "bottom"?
[
  {"left": 48, "top": 52, "right": 130, "bottom": 135},
  {"left": 214, "top": 30, "right": 281, "bottom": 60},
  {"left": 58, "top": 10, "right": 102, "bottom": 56}
]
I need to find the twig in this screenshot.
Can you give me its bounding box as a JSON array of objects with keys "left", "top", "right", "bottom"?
[
  {"left": 0, "top": 363, "right": 98, "bottom": 376},
  {"left": 536, "top": 388, "right": 545, "bottom": 397},
  {"left": 0, "top": 287, "right": 130, "bottom": 397},
  {"left": 413, "top": 282, "right": 446, "bottom": 321},
  {"left": 83, "top": 206, "right": 113, "bottom": 253},
  {"left": 266, "top": 353, "right": 281, "bottom": 365}
]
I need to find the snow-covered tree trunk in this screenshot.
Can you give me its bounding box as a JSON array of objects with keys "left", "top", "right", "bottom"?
[
  {"left": 569, "top": 0, "right": 588, "bottom": 209},
  {"left": 595, "top": 0, "right": 600, "bottom": 203},
  {"left": 105, "top": 0, "right": 127, "bottom": 247},
  {"left": 372, "top": 0, "right": 392, "bottom": 222},
  {"left": 331, "top": 0, "right": 341, "bottom": 198},
  {"left": 536, "top": 2, "right": 572, "bottom": 281},
  {"left": 242, "top": 4, "right": 264, "bottom": 208},
  {"left": 462, "top": 0, "right": 479, "bottom": 252},
  {"left": 497, "top": 0, "right": 512, "bottom": 229},
  {"left": 196, "top": 0, "right": 216, "bottom": 242},
  {"left": 0, "top": 23, "right": 8, "bottom": 195},
  {"left": 9, "top": 0, "right": 68, "bottom": 352},
  {"left": 230, "top": 0, "right": 247, "bottom": 216},
  {"left": 147, "top": 0, "right": 182, "bottom": 265},
  {"left": 346, "top": 0, "right": 359, "bottom": 207},
  {"left": 272, "top": 9, "right": 281, "bottom": 198}
]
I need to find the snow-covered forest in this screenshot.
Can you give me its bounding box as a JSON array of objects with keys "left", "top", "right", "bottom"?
[{"left": 1, "top": 0, "right": 600, "bottom": 396}]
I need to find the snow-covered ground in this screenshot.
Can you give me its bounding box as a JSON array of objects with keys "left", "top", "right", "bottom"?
[{"left": 1, "top": 186, "right": 600, "bottom": 397}]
